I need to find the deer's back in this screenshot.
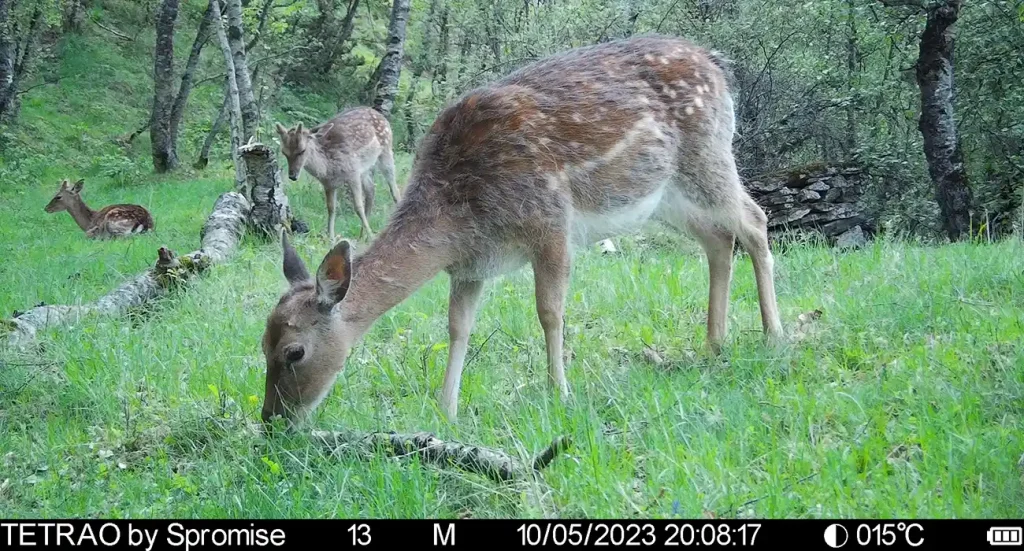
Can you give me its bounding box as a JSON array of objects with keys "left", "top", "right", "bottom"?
[
  {"left": 408, "top": 35, "right": 734, "bottom": 230},
  {"left": 316, "top": 107, "right": 393, "bottom": 159},
  {"left": 92, "top": 204, "right": 154, "bottom": 238}
]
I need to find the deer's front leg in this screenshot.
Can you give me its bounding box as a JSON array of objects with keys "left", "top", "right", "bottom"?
[
  {"left": 533, "top": 234, "right": 571, "bottom": 399},
  {"left": 439, "top": 278, "right": 485, "bottom": 422}
]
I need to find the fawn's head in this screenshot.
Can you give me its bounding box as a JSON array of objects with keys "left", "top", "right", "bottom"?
[
  {"left": 260, "top": 233, "right": 354, "bottom": 427},
  {"left": 44, "top": 179, "right": 84, "bottom": 213},
  {"left": 275, "top": 122, "right": 334, "bottom": 181}
]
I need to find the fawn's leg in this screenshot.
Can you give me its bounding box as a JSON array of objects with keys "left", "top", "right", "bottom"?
[
  {"left": 532, "top": 233, "right": 572, "bottom": 399},
  {"left": 379, "top": 148, "right": 401, "bottom": 203},
  {"left": 736, "top": 195, "right": 784, "bottom": 340},
  {"left": 687, "top": 221, "right": 737, "bottom": 353},
  {"left": 439, "top": 278, "right": 485, "bottom": 422},
  {"left": 348, "top": 177, "right": 373, "bottom": 239},
  {"left": 361, "top": 172, "right": 375, "bottom": 218},
  {"left": 324, "top": 186, "right": 337, "bottom": 243}
]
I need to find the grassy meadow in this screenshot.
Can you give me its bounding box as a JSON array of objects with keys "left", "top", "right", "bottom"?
[{"left": 1, "top": 12, "right": 1023, "bottom": 520}]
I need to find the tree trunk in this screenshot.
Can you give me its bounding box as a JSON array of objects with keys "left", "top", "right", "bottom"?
[
  {"left": 150, "top": 0, "right": 180, "bottom": 173},
  {"left": 63, "top": 0, "right": 88, "bottom": 33},
  {"left": 916, "top": 0, "right": 973, "bottom": 241},
  {"left": 312, "top": 0, "right": 361, "bottom": 77},
  {"left": 0, "top": 0, "right": 12, "bottom": 122},
  {"left": 432, "top": 1, "right": 449, "bottom": 92},
  {"left": 211, "top": 0, "right": 246, "bottom": 191},
  {"left": 0, "top": 0, "right": 11, "bottom": 118},
  {"left": 223, "top": 0, "right": 258, "bottom": 143},
  {"left": 195, "top": 90, "right": 229, "bottom": 169},
  {"left": 239, "top": 142, "right": 292, "bottom": 238},
  {"left": 370, "top": 0, "right": 410, "bottom": 118},
  {"left": 623, "top": 0, "right": 640, "bottom": 37},
  {"left": 0, "top": 4, "right": 41, "bottom": 124},
  {"left": 168, "top": 0, "right": 214, "bottom": 151},
  {"left": 845, "top": 0, "right": 858, "bottom": 158}
]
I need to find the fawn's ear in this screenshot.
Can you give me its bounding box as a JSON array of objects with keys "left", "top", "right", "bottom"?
[
  {"left": 275, "top": 122, "right": 287, "bottom": 136},
  {"left": 58, "top": 179, "right": 69, "bottom": 190},
  {"left": 70, "top": 179, "right": 84, "bottom": 193},
  {"left": 315, "top": 239, "right": 352, "bottom": 312},
  {"left": 296, "top": 122, "right": 305, "bottom": 135},
  {"left": 281, "top": 231, "right": 310, "bottom": 285}
]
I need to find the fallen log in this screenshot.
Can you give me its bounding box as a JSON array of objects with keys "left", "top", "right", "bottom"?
[
  {"left": 311, "top": 429, "right": 573, "bottom": 483},
  {"left": 2, "top": 192, "right": 250, "bottom": 349}
]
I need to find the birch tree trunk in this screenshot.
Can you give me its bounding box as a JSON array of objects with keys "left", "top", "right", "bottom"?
[
  {"left": 370, "top": 0, "right": 410, "bottom": 118},
  {"left": 0, "top": 0, "right": 16, "bottom": 122},
  {"left": 168, "top": 0, "right": 214, "bottom": 151},
  {"left": 239, "top": 142, "right": 292, "bottom": 237},
  {"left": 150, "top": 0, "right": 180, "bottom": 172},
  {"left": 224, "top": 0, "right": 258, "bottom": 143},
  {"left": 0, "top": 5, "right": 42, "bottom": 124},
  {"left": 916, "top": 0, "right": 973, "bottom": 241},
  {"left": 211, "top": 0, "right": 246, "bottom": 191}
]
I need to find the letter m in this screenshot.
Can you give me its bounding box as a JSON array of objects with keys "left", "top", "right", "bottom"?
[{"left": 433, "top": 523, "right": 454, "bottom": 546}]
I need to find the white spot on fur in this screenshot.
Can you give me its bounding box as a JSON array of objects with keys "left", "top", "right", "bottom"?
[
  {"left": 572, "top": 113, "right": 583, "bottom": 123},
  {"left": 675, "top": 79, "right": 690, "bottom": 89},
  {"left": 659, "top": 57, "right": 669, "bottom": 65},
  {"left": 685, "top": 106, "right": 695, "bottom": 116},
  {"left": 644, "top": 54, "right": 655, "bottom": 62},
  {"left": 693, "top": 97, "right": 704, "bottom": 108}
]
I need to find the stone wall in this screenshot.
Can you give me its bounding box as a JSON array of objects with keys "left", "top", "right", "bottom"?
[{"left": 745, "top": 163, "right": 874, "bottom": 246}]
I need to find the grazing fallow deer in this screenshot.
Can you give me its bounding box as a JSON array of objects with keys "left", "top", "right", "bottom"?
[
  {"left": 275, "top": 107, "right": 401, "bottom": 243},
  {"left": 259, "top": 35, "right": 785, "bottom": 426},
  {"left": 44, "top": 179, "right": 154, "bottom": 239}
]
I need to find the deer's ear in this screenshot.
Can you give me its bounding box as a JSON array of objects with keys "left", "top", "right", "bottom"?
[
  {"left": 281, "top": 231, "right": 310, "bottom": 285},
  {"left": 296, "top": 122, "right": 304, "bottom": 134},
  {"left": 315, "top": 239, "right": 352, "bottom": 312},
  {"left": 314, "top": 123, "right": 334, "bottom": 138},
  {"left": 59, "top": 179, "right": 69, "bottom": 190},
  {"left": 70, "top": 179, "right": 84, "bottom": 193},
  {"left": 275, "top": 122, "right": 287, "bottom": 136}
]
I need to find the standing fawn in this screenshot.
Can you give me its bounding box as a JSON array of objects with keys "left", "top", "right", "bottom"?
[
  {"left": 276, "top": 107, "right": 402, "bottom": 243},
  {"left": 259, "top": 35, "right": 784, "bottom": 426},
  {"left": 44, "top": 179, "right": 154, "bottom": 239}
]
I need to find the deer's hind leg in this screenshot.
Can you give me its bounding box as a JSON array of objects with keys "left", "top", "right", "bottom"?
[
  {"left": 361, "top": 171, "right": 376, "bottom": 219},
  {"left": 343, "top": 173, "right": 373, "bottom": 240},
  {"left": 377, "top": 147, "right": 401, "bottom": 203},
  {"left": 662, "top": 160, "right": 783, "bottom": 351}
]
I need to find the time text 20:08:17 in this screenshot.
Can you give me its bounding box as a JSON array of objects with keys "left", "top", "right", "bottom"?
[{"left": 516, "top": 522, "right": 763, "bottom": 547}]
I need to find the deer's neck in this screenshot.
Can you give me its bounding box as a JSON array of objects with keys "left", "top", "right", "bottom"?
[
  {"left": 65, "top": 197, "right": 97, "bottom": 232},
  {"left": 303, "top": 140, "right": 330, "bottom": 181},
  {"left": 334, "top": 200, "right": 454, "bottom": 343}
]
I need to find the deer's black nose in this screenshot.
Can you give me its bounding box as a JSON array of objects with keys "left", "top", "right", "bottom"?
[
  {"left": 288, "top": 174, "right": 298, "bottom": 181},
  {"left": 284, "top": 344, "right": 305, "bottom": 363}
]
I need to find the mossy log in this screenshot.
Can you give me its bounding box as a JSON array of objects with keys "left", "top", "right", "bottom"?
[{"left": 3, "top": 192, "right": 249, "bottom": 349}]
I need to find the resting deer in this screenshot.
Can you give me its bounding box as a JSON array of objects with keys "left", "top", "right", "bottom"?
[
  {"left": 259, "top": 35, "right": 784, "bottom": 426},
  {"left": 276, "top": 107, "right": 401, "bottom": 243},
  {"left": 44, "top": 179, "right": 154, "bottom": 239}
]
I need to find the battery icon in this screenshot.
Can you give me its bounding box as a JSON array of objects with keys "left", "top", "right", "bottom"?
[{"left": 988, "top": 527, "right": 1022, "bottom": 546}]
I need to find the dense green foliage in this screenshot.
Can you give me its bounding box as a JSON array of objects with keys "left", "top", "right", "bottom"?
[{"left": 0, "top": 0, "right": 1022, "bottom": 519}]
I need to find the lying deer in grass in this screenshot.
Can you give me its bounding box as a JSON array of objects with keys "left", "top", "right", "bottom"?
[
  {"left": 259, "top": 35, "right": 785, "bottom": 426},
  {"left": 44, "top": 179, "right": 154, "bottom": 239},
  {"left": 276, "top": 107, "right": 401, "bottom": 243}
]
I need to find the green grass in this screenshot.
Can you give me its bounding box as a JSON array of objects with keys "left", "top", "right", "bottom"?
[{"left": 1, "top": 9, "right": 1023, "bottom": 520}]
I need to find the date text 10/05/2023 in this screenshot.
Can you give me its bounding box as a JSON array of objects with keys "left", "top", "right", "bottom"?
[{"left": 516, "top": 523, "right": 762, "bottom": 547}]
